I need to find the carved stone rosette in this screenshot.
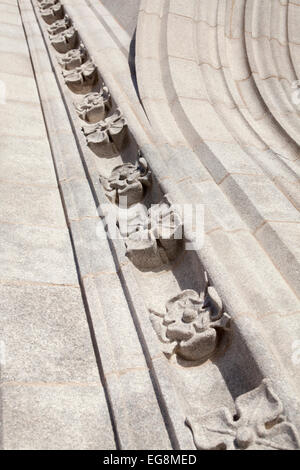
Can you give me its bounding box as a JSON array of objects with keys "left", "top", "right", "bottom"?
[
  {"left": 50, "top": 26, "right": 77, "bottom": 53},
  {"left": 101, "top": 155, "right": 152, "bottom": 206},
  {"left": 82, "top": 109, "right": 127, "bottom": 155},
  {"left": 75, "top": 87, "right": 111, "bottom": 123},
  {"left": 58, "top": 43, "right": 86, "bottom": 70},
  {"left": 38, "top": 0, "right": 58, "bottom": 10},
  {"left": 47, "top": 15, "right": 70, "bottom": 35},
  {"left": 126, "top": 200, "right": 183, "bottom": 268},
  {"left": 186, "top": 379, "right": 300, "bottom": 450},
  {"left": 40, "top": 2, "right": 63, "bottom": 24},
  {"left": 63, "top": 60, "right": 97, "bottom": 93},
  {"left": 150, "top": 282, "right": 230, "bottom": 361}
]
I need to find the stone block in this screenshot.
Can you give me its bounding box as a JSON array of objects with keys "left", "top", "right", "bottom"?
[
  {"left": 221, "top": 174, "right": 300, "bottom": 232},
  {"left": 0, "top": 101, "right": 47, "bottom": 139},
  {"left": 0, "top": 72, "right": 39, "bottom": 104},
  {"left": 0, "top": 135, "right": 56, "bottom": 186},
  {"left": 0, "top": 51, "right": 33, "bottom": 77},
  {"left": 0, "top": 4, "right": 21, "bottom": 26},
  {"left": 256, "top": 221, "right": 300, "bottom": 295},
  {"left": 0, "top": 222, "right": 78, "bottom": 285},
  {"left": 60, "top": 178, "right": 98, "bottom": 221},
  {"left": 106, "top": 369, "right": 171, "bottom": 450},
  {"left": 0, "top": 180, "right": 65, "bottom": 228},
  {"left": 0, "top": 282, "right": 99, "bottom": 383},
  {"left": 1, "top": 384, "right": 115, "bottom": 450}
]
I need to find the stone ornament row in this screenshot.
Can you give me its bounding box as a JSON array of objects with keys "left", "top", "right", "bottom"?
[{"left": 36, "top": 0, "right": 300, "bottom": 451}]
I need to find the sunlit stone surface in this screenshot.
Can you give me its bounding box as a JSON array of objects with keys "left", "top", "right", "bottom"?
[{"left": 0, "top": 0, "right": 300, "bottom": 450}]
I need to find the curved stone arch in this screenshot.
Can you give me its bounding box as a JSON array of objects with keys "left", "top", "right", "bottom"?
[{"left": 136, "top": 0, "right": 300, "bottom": 398}]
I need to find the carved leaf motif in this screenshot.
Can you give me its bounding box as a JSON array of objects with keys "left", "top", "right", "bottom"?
[
  {"left": 204, "top": 286, "right": 223, "bottom": 319},
  {"left": 150, "top": 283, "right": 230, "bottom": 361},
  {"left": 82, "top": 109, "right": 127, "bottom": 147},
  {"left": 75, "top": 87, "right": 111, "bottom": 122},
  {"left": 41, "top": 3, "right": 63, "bottom": 24},
  {"left": 186, "top": 407, "right": 236, "bottom": 450},
  {"left": 149, "top": 311, "right": 177, "bottom": 358},
  {"left": 101, "top": 155, "right": 151, "bottom": 206},
  {"left": 58, "top": 44, "right": 86, "bottom": 70},
  {"left": 48, "top": 15, "right": 70, "bottom": 35},
  {"left": 255, "top": 421, "right": 300, "bottom": 450},
  {"left": 235, "top": 379, "right": 283, "bottom": 427},
  {"left": 39, "top": 0, "right": 58, "bottom": 10},
  {"left": 63, "top": 61, "right": 97, "bottom": 89},
  {"left": 186, "top": 379, "right": 300, "bottom": 450},
  {"left": 50, "top": 27, "right": 77, "bottom": 53}
]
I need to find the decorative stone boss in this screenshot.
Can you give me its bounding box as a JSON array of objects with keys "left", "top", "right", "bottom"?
[
  {"left": 102, "top": 156, "right": 151, "bottom": 207},
  {"left": 101, "top": 157, "right": 183, "bottom": 268},
  {"left": 75, "top": 86, "right": 111, "bottom": 123},
  {"left": 186, "top": 379, "right": 300, "bottom": 450},
  {"left": 150, "top": 283, "right": 230, "bottom": 362}
]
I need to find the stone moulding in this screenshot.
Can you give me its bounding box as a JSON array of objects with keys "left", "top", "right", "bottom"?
[
  {"left": 75, "top": 87, "right": 111, "bottom": 123},
  {"left": 150, "top": 281, "right": 230, "bottom": 362},
  {"left": 62, "top": 60, "right": 97, "bottom": 93},
  {"left": 186, "top": 379, "right": 300, "bottom": 450},
  {"left": 101, "top": 155, "right": 152, "bottom": 206},
  {"left": 58, "top": 43, "right": 86, "bottom": 70},
  {"left": 82, "top": 108, "right": 127, "bottom": 154},
  {"left": 126, "top": 199, "right": 183, "bottom": 269},
  {"left": 50, "top": 26, "right": 77, "bottom": 53},
  {"left": 47, "top": 14, "right": 70, "bottom": 35},
  {"left": 40, "top": 2, "right": 63, "bottom": 24},
  {"left": 30, "top": 0, "right": 300, "bottom": 449}
]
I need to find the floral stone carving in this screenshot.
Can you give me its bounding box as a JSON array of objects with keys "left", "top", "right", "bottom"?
[
  {"left": 63, "top": 60, "right": 97, "bottom": 93},
  {"left": 39, "top": 0, "right": 58, "bottom": 10},
  {"left": 58, "top": 43, "right": 86, "bottom": 70},
  {"left": 150, "top": 282, "right": 230, "bottom": 361},
  {"left": 82, "top": 109, "right": 127, "bottom": 155},
  {"left": 126, "top": 199, "right": 183, "bottom": 268},
  {"left": 75, "top": 86, "right": 111, "bottom": 123},
  {"left": 48, "top": 15, "right": 71, "bottom": 35},
  {"left": 186, "top": 379, "right": 300, "bottom": 450},
  {"left": 50, "top": 26, "right": 77, "bottom": 53},
  {"left": 40, "top": 2, "right": 64, "bottom": 24},
  {"left": 101, "top": 155, "right": 152, "bottom": 206}
]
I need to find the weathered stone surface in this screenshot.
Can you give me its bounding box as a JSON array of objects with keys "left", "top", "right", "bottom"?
[
  {"left": 0, "top": 180, "right": 66, "bottom": 227},
  {"left": 3, "top": 0, "right": 300, "bottom": 451},
  {"left": 186, "top": 379, "right": 300, "bottom": 450},
  {"left": 0, "top": 282, "right": 99, "bottom": 383},
  {"left": 1, "top": 384, "right": 115, "bottom": 450},
  {"left": 0, "top": 222, "right": 78, "bottom": 285}
]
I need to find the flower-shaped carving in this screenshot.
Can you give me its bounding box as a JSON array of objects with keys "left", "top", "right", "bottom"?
[
  {"left": 58, "top": 43, "right": 86, "bottom": 70},
  {"left": 75, "top": 87, "right": 111, "bottom": 123},
  {"left": 39, "top": 0, "right": 58, "bottom": 10},
  {"left": 101, "top": 155, "right": 151, "bottom": 206},
  {"left": 150, "top": 284, "right": 230, "bottom": 361},
  {"left": 50, "top": 26, "right": 77, "bottom": 53},
  {"left": 186, "top": 379, "right": 300, "bottom": 450},
  {"left": 63, "top": 60, "right": 97, "bottom": 93},
  {"left": 40, "top": 2, "right": 63, "bottom": 24},
  {"left": 82, "top": 109, "right": 127, "bottom": 153},
  {"left": 126, "top": 200, "right": 183, "bottom": 268},
  {"left": 48, "top": 15, "right": 70, "bottom": 35}
]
